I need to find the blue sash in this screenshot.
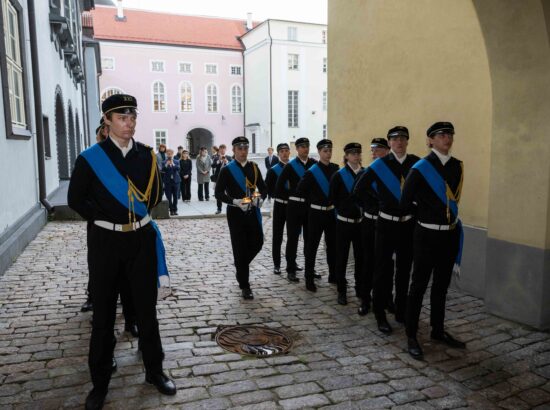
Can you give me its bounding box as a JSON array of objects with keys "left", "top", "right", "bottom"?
[
  {"left": 226, "top": 160, "right": 263, "bottom": 234},
  {"left": 370, "top": 158, "right": 402, "bottom": 201},
  {"left": 338, "top": 166, "right": 355, "bottom": 194},
  {"left": 412, "top": 158, "right": 463, "bottom": 270},
  {"left": 81, "top": 144, "right": 170, "bottom": 290},
  {"left": 308, "top": 164, "right": 330, "bottom": 198},
  {"left": 289, "top": 158, "right": 306, "bottom": 179},
  {"left": 271, "top": 162, "right": 288, "bottom": 189}
]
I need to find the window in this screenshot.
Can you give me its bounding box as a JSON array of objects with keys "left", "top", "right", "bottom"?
[
  {"left": 322, "top": 30, "right": 327, "bottom": 44},
  {"left": 180, "top": 81, "right": 193, "bottom": 112},
  {"left": 205, "top": 63, "right": 217, "bottom": 74},
  {"left": 43, "top": 115, "right": 51, "bottom": 159},
  {"left": 101, "top": 57, "right": 114, "bottom": 70},
  {"left": 152, "top": 81, "right": 166, "bottom": 112},
  {"left": 100, "top": 87, "right": 123, "bottom": 104},
  {"left": 151, "top": 60, "right": 165, "bottom": 72},
  {"left": 288, "top": 90, "right": 298, "bottom": 127},
  {"left": 288, "top": 54, "right": 299, "bottom": 71},
  {"left": 323, "top": 91, "right": 327, "bottom": 111},
  {"left": 323, "top": 124, "right": 327, "bottom": 139},
  {"left": 206, "top": 83, "right": 218, "bottom": 113},
  {"left": 179, "top": 62, "right": 192, "bottom": 73},
  {"left": 154, "top": 130, "right": 167, "bottom": 150},
  {"left": 231, "top": 85, "right": 242, "bottom": 114},
  {"left": 323, "top": 57, "right": 327, "bottom": 73},
  {"left": 230, "top": 65, "right": 242, "bottom": 76},
  {"left": 287, "top": 26, "right": 297, "bottom": 41}
]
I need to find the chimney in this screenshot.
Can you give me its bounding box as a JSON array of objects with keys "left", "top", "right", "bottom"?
[
  {"left": 246, "top": 12, "right": 253, "bottom": 30},
  {"left": 116, "top": 0, "right": 126, "bottom": 21}
]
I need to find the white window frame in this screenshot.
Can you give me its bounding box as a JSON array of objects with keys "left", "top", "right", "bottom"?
[
  {"left": 323, "top": 57, "right": 327, "bottom": 73},
  {"left": 230, "top": 84, "right": 243, "bottom": 114},
  {"left": 101, "top": 57, "right": 115, "bottom": 71},
  {"left": 178, "top": 61, "right": 192, "bottom": 74},
  {"left": 179, "top": 81, "right": 193, "bottom": 112},
  {"left": 205, "top": 63, "right": 218, "bottom": 75},
  {"left": 230, "top": 64, "right": 242, "bottom": 76},
  {"left": 288, "top": 53, "right": 299, "bottom": 71},
  {"left": 323, "top": 91, "right": 327, "bottom": 111},
  {"left": 100, "top": 87, "right": 124, "bottom": 104},
  {"left": 154, "top": 129, "right": 168, "bottom": 150},
  {"left": 287, "top": 26, "right": 297, "bottom": 41},
  {"left": 205, "top": 82, "right": 218, "bottom": 113},
  {"left": 288, "top": 90, "right": 299, "bottom": 128},
  {"left": 150, "top": 60, "right": 165, "bottom": 73},
  {"left": 152, "top": 80, "right": 167, "bottom": 112}
]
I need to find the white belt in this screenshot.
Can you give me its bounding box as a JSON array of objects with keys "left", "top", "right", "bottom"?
[
  {"left": 275, "top": 198, "right": 288, "bottom": 204},
  {"left": 418, "top": 220, "right": 457, "bottom": 231},
  {"left": 94, "top": 215, "right": 151, "bottom": 232},
  {"left": 337, "top": 215, "right": 363, "bottom": 224},
  {"left": 288, "top": 196, "right": 305, "bottom": 203},
  {"left": 363, "top": 212, "right": 378, "bottom": 220},
  {"left": 379, "top": 211, "right": 413, "bottom": 222},
  {"left": 310, "top": 204, "right": 334, "bottom": 211}
]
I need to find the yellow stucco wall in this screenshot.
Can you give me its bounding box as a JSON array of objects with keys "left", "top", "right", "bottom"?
[{"left": 328, "top": 0, "right": 492, "bottom": 228}]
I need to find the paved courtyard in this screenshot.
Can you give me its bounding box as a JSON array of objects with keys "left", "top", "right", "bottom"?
[{"left": 0, "top": 217, "right": 549, "bottom": 409}]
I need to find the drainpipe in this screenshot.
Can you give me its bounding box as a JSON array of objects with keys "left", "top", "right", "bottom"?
[
  {"left": 28, "top": 0, "right": 53, "bottom": 212},
  {"left": 267, "top": 20, "right": 273, "bottom": 148}
]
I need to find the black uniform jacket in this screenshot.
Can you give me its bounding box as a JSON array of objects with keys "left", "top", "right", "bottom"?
[
  {"left": 215, "top": 160, "right": 267, "bottom": 204},
  {"left": 265, "top": 162, "right": 287, "bottom": 198},
  {"left": 355, "top": 153, "right": 420, "bottom": 216},
  {"left": 352, "top": 168, "right": 379, "bottom": 216},
  {"left": 274, "top": 157, "right": 317, "bottom": 200},
  {"left": 329, "top": 164, "right": 364, "bottom": 219},
  {"left": 68, "top": 137, "right": 163, "bottom": 224},
  {"left": 296, "top": 162, "right": 339, "bottom": 207},
  {"left": 400, "top": 151, "right": 463, "bottom": 225},
  {"left": 179, "top": 158, "right": 193, "bottom": 178}
]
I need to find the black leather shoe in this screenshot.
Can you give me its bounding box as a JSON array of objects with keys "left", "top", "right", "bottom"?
[
  {"left": 273, "top": 266, "right": 281, "bottom": 275},
  {"left": 407, "top": 337, "right": 424, "bottom": 360},
  {"left": 81, "top": 299, "right": 93, "bottom": 312},
  {"left": 386, "top": 300, "right": 396, "bottom": 314},
  {"left": 305, "top": 280, "right": 317, "bottom": 292},
  {"left": 145, "top": 372, "right": 177, "bottom": 395},
  {"left": 431, "top": 331, "right": 466, "bottom": 349},
  {"left": 337, "top": 292, "right": 347, "bottom": 305},
  {"left": 215, "top": 210, "right": 221, "bottom": 215},
  {"left": 85, "top": 388, "right": 107, "bottom": 410},
  {"left": 111, "top": 357, "right": 117, "bottom": 373},
  {"left": 357, "top": 302, "right": 369, "bottom": 316},
  {"left": 377, "top": 318, "right": 393, "bottom": 335},
  {"left": 125, "top": 322, "right": 139, "bottom": 338},
  {"left": 241, "top": 289, "right": 254, "bottom": 300},
  {"left": 287, "top": 273, "right": 300, "bottom": 283},
  {"left": 296, "top": 264, "right": 303, "bottom": 271}
]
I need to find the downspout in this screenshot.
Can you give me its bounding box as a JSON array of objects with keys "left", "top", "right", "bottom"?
[
  {"left": 28, "top": 0, "right": 53, "bottom": 212},
  {"left": 268, "top": 20, "right": 273, "bottom": 148}
]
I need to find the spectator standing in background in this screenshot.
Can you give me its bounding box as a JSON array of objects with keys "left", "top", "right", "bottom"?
[
  {"left": 162, "top": 149, "right": 181, "bottom": 216},
  {"left": 212, "top": 144, "right": 232, "bottom": 214},
  {"left": 179, "top": 150, "right": 192, "bottom": 202},
  {"left": 196, "top": 147, "right": 212, "bottom": 201}
]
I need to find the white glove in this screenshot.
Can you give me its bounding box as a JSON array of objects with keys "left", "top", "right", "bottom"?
[
  {"left": 253, "top": 197, "right": 264, "bottom": 208},
  {"left": 233, "top": 198, "right": 250, "bottom": 212}
]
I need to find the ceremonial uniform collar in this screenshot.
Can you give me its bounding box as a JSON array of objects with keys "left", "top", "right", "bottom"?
[
  {"left": 431, "top": 148, "right": 451, "bottom": 165},
  {"left": 108, "top": 136, "right": 134, "bottom": 158},
  {"left": 390, "top": 150, "right": 407, "bottom": 164}
]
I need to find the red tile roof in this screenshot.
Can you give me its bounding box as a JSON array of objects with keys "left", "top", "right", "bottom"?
[{"left": 91, "top": 6, "right": 250, "bottom": 50}]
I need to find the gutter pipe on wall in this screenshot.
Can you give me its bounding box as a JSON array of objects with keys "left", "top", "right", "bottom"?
[
  {"left": 268, "top": 20, "right": 273, "bottom": 148},
  {"left": 28, "top": 0, "right": 53, "bottom": 212}
]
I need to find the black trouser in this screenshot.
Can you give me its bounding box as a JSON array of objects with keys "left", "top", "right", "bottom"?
[
  {"left": 406, "top": 224, "right": 460, "bottom": 337},
  {"left": 272, "top": 200, "right": 287, "bottom": 269},
  {"left": 164, "top": 182, "right": 179, "bottom": 212},
  {"left": 216, "top": 199, "right": 223, "bottom": 212},
  {"left": 305, "top": 208, "right": 336, "bottom": 281},
  {"left": 359, "top": 217, "right": 377, "bottom": 303},
  {"left": 227, "top": 206, "right": 264, "bottom": 289},
  {"left": 335, "top": 219, "right": 363, "bottom": 295},
  {"left": 88, "top": 224, "right": 163, "bottom": 391},
  {"left": 373, "top": 218, "right": 415, "bottom": 320},
  {"left": 180, "top": 176, "right": 191, "bottom": 201},
  {"left": 198, "top": 183, "right": 210, "bottom": 200},
  {"left": 285, "top": 200, "right": 308, "bottom": 273}
]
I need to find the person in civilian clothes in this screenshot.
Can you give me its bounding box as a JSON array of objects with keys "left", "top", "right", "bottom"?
[
  {"left": 401, "top": 121, "right": 466, "bottom": 360},
  {"left": 296, "top": 139, "right": 339, "bottom": 292},
  {"left": 215, "top": 137, "right": 267, "bottom": 300},
  {"left": 356, "top": 127, "right": 420, "bottom": 334},
  {"left": 162, "top": 149, "right": 181, "bottom": 216},
  {"left": 330, "top": 142, "right": 364, "bottom": 306},
  {"left": 196, "top": 147, "right": 212, "bottom": 201},
  {"left": 212, "top": 144, "right": 232, "bottom": 214},
  {"left": 265, "top": 147, "right": 279, "bottom": 171},
  {"left": 68, "top": 94, "right": 176, "bottom": 409},
  {"left": 275, "top": 138, "right": 317, "bottom": 283},
  {"left": 265, "top": 143, "right": 291, "bottom": 274},
  {"left": 179, "top": 150, "right": 192, "bottom": 202}
]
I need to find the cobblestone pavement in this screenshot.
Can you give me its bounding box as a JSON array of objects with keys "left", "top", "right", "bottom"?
[{"left": 1, "top": 217, "right": 550, "bottom": 410}]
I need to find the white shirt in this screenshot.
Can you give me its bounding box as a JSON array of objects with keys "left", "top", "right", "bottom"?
[
  {"left": 299, "top": 157, "right": 308, "bottom": 165},
  {"left": 391, "top": 150, "right": 407, "bottom": 164},
  {"left": 109, "top": 136, "right": 133, "bottom": 158},
  {"left": 349, "top": 164, "right": 362, "bottom": 174},
  {"left": 238, "top": 159, "right": 248, "bottom": 167},
  {"left": 431, "top": 148, "right": 451, "bottom": 166}
]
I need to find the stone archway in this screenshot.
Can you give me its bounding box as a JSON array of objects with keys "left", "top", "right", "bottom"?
[
  {"left": 54, "top": 89, "right": 69, "bottom": 180},
  {"left": 186, "top": 128, "right": 214, "bottom": 157},
  {"left": 75, "top": 111, "right": 81, "bottom": 154},
  {"left": 67, "top": 103, "right": 76, "bottom": 172}
]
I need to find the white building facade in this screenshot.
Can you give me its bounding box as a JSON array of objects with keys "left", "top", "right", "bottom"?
[{"left": 241, "top": 20, "right": 328, "bottom": 153}]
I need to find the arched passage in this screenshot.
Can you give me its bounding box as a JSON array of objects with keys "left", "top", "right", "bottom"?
[
  {"left": 75, "top": 112, "right": 81, "bottom": 154},
  {"left": 54, "top": 89, "right": 69, "bottom": 180},
  {"left": 67, "top": 103, "right": 76, "bottom": 172},
  {"left": 186, "top": 128, "right": 214, "bottom": 157}
]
